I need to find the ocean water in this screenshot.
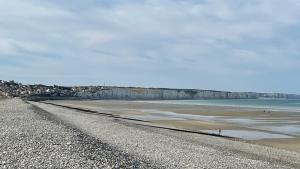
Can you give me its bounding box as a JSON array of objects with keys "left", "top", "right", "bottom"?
[
  {"left": 143, "top": 99, "right": 300, "bottom": 112},
  {"left": 131, "top": 99, "right": 300, "bottom": 139},
  {"left": 125, "top": 108, "right": 300, "bottom": 139}
]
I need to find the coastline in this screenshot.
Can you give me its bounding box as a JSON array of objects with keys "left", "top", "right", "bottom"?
[
  {"left": 2, "top": 98, "right": 299, "bottom": 168},
  {"left": 135, "top": 99, "right": 300, "bottom": 112},
  {"left": 31, "top": 99, "right": 300, "bottom": 168},
  {"left": 45, "top": 99, "right": 300, "bottom": 152}
]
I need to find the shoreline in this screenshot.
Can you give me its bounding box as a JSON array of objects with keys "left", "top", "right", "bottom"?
[
  {"left": 0, "top": 98, "right": 155, "bottom": 168},
  {"left": 31, "top": 100, "right": 300, "bottom": 168},
  {"left": 1, "top": 98, "right": 299, "bottom": 168},
  {"left": 135, "top": 99, "right": 300, "bottom": 113},
  {"left": 45, "top": 99, "right": 300, "bottom": 152}
]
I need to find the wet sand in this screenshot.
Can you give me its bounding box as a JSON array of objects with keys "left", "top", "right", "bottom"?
[
  {"left": 46, "top": 100, "right": 300, "bottom": 152},
  {"left": 152, "top": 120, "right": 242, "bottom": 130},
  {"left": 251, "top": 138, "right": 300, "bottom": 152}
]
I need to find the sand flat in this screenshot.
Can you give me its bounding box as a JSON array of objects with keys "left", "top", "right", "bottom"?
[
  {"left": 251, "top": 137, "right": 300, "bottom": 152},
  {"left": 45, "top": 100, "right": 300, "bottom": 152},
  {"left": 151, "top": 120, "right": 244, "bottom": 130},
  {"left": 31, "top": 100, "right": 300, "bottom": 168}
]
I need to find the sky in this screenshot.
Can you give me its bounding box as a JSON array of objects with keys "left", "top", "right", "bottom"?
[{"left": 0, "top": 0, "right": 300, "bottom": 94}]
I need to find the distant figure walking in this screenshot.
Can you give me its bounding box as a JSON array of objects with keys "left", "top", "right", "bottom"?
[{"left": 218, "top": 128, "right": 222, "bottom": 135}]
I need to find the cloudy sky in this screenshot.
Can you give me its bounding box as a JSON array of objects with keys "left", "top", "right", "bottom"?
[{"left": 0, "top": 0, "right": 300, "bottom": 93}]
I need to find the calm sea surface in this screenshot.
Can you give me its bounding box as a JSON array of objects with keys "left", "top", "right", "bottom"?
[
  {"left": 134, "top": 99, "right": 300, "bottom": 139},
  {"left": 148, "top": 99, "right": 300, "bottom": 112}
]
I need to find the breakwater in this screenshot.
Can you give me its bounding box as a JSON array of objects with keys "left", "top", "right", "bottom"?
[{"left": 1, "top": 80, "right": 299, "bottom": 100}]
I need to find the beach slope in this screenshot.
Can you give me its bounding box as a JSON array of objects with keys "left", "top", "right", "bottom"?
[{"left": 27, "top": 100, "right": 300, "bottom": 169}]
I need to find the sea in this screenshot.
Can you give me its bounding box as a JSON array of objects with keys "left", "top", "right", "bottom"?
[
  {"left": 133, "top": 99, "right": 300, "bottom": 139},
  {"left": 144, "top": 99, "right": 300, "bottom": 112}
]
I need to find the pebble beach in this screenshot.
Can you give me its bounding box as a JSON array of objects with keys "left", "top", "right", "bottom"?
[{"left": 1, "top": 98, "right": 299, "bottom": 168}]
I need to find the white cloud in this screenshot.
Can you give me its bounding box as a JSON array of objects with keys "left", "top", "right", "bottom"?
[
  {"left": 77, "top": 31, "right": 119, "bottom": 47},
  {"left": 0, "top": 38, "right": 47, "bottom": 56},
  {"left": 0, "top": 0, "right": 73, "bottom": 18},
  {"left": 0, "top": 0, "right": 300, "bottom": 93},
  {"left": 0, "top": 39, "right": 16, "bottom": 55}
]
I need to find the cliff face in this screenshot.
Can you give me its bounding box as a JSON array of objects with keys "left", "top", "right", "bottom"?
[
  {"left": 73, "top": 87, "right": 299, "bottom": 100},
  {"left": 1, "top": 80, "right": 299, "bottom": 100}
]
